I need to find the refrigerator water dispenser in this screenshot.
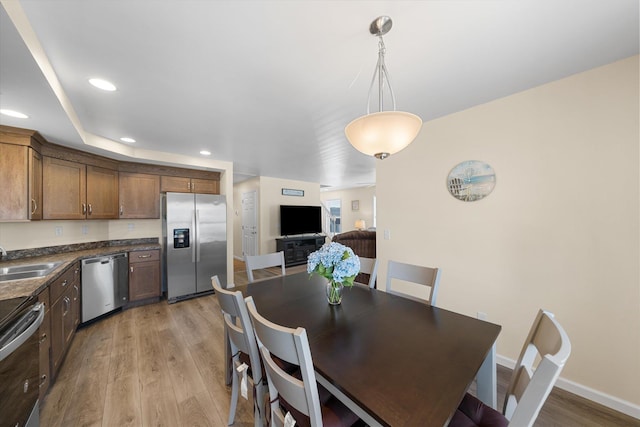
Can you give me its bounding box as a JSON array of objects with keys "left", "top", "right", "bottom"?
[{"left": 173, "top": 228, "right": 190, "bottom": 248}]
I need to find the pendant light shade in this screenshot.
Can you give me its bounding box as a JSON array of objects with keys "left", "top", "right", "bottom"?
[
  {"left": 345, "top": 111, "right": 422, "bottom": 160},
  {"left": 345, "top": 16, "right": 422, "bottom": 160}
]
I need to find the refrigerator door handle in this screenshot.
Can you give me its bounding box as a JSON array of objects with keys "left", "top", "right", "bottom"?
[
  {"left": 192, "top": 210, "right": 197, "bottom": 263},
  {"left": 195, "top": 209, "right": 201, "bottom": 262}
]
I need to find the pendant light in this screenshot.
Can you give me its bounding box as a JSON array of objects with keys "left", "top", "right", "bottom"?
[{"left": 345, "top": 16, "right": 422, "bottom": 160}]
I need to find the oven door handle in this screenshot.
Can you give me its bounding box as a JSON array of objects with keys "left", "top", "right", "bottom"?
[{"left": 0, "top": 302, "right": 45, "bottom": 362}]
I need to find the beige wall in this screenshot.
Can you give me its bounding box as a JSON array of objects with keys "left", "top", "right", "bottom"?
[
  {"left": 0, "top": 219, "right": 161, "bottom": 250},
  {"left": 232, "top": 176, "right": 322, "bottom": 257},
  {"left": 321, "top": 186, "right": 376, "bottom": 233},
  {"left": 258, "top": 177, "right": 321, "bottom": 254},
  {"left": 377, "top": 56, "right": 639, "bottom": 407}
]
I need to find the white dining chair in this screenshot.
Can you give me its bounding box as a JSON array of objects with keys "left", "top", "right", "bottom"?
[
  {"left": 356, "top": 257, "right": 379, "bottom": 289},
  {"left": 211, "top": 276, "right": 265, "bottom": 427},
  {"left": 244, "top": 296, "right": 359, "bottom": 427},
  {"left": 449, "top": 309, "right": 572, "bottom": 427},
  {"left": 245, "top": 251, "right": 286, "bottom": 283},
  {"left": 385, "top": 260, "right": 441, "bottom": 306}
]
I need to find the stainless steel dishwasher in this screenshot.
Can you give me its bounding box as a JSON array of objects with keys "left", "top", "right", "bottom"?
[{"left": 82, "top": 253, "right": 129, "bottom": 323}]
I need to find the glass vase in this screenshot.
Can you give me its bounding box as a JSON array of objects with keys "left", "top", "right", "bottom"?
[{"left": 326, "top": 280, "right": 344, "bottom": 305}]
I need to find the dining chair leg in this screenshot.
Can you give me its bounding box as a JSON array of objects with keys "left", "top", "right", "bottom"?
[
  {"left": 476, "top": 343, "right": 497, "bottom": 409},
  {"left": 229, "top": 368, "right": 239, "bottom": 425},
  {"left": 224, "top": 327, "right": 232, "bottom": 385},
  {"left": 254, "top": 382, "right": 265, "bottom": 427}
]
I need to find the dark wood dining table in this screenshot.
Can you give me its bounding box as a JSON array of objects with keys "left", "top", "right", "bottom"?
[{"left": 234, "top": 272, "right": 501, "bottom": 427}]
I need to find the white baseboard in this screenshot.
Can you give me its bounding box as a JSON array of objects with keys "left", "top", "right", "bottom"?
[{"left": 496, "top": 355, "right": 640, "bottom": 420}]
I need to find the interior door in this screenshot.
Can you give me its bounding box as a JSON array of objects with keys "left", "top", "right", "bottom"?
[{"left": 242, "top": 190, "right": 258, "bottom": 257}]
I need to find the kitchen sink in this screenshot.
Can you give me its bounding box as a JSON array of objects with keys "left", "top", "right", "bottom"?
[{"left": 0, "top": 261, "right": 63, "bottom": 282}]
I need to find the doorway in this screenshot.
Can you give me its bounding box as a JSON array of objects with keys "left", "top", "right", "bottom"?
[{"left": 241, "top": 190, "right": 258, "bottom": 257}]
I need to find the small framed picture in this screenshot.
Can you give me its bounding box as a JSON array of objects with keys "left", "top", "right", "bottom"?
[{"left": 351, "top": 200, "right": 359, "bottom": 211}]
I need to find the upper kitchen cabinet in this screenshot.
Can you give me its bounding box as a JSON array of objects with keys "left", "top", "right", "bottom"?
[
  {"left": 86, "top": 165, "right": 119, "bottom": 218},
  {"left": 160, "top": 175, "right": 219, "bottom": 194},
  {"left": 0, "top": 143, "right": 43, "bottom": 221},
  {"left": 119, "top": 172, "right": 160, "bottom": 218},
  {"left": 43, "top": 157, "right": 86, "bottom": 219},
  {"left": 43, "top": 157, "right": 119, "bottom": 220},
  {"left": 0, "top": 127, "right": 46, "bottom": 221}
]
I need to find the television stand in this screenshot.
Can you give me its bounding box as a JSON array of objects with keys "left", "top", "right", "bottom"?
[{"left": 276, "top": 235, "right": 326, "bottom": 267}]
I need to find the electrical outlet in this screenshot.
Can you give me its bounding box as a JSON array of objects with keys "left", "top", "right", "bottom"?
[
  {"left": 384, "top": 229, "right": 391, "bottom": 240},
  {"left": 54, "top": 226, "right": 63, "bottom": 236},
  {"left": 128, "top": 223, "right": 135, "bottom": 231},
  {"left": 477, "top": 312, "right": 488, "bottom": 321},
  {"left": 81, "top": 225, "right": 89, "bottom": 235}
]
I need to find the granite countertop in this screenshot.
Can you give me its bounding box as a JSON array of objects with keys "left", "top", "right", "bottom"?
[{"left": 0, "top": 242, "right": 161, "bottom": 300}]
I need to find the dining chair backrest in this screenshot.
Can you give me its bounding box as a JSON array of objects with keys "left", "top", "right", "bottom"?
[
  {"left": 211, "top": 276, "right": 264, "bottom": 426},
  {"left": 450, "top": 309, "right": 571, "bottom": 427},
  {"left": 503, "top": 309, "right": 572, "bottom": 426},
  {"left": 357, "top": 257, "right": 379, "bottom": 289},
  {"left": 385, "top": 260, "right": 441, "bottom": 306},
  {"left": 245, "top": 251, "right": 286, "bottom": 283},
  {"left": 245, "top": 295, "right": 323, "bottom": 427}
]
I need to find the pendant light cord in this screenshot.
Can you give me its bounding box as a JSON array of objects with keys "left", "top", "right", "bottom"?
[{"left": 366, "top": 36, "right": 397, "bottom": 114}]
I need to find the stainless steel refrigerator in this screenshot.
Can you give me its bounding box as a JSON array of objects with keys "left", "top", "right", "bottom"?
[{"left": 163, "top": 192, "right": 227, "bottom": 303}]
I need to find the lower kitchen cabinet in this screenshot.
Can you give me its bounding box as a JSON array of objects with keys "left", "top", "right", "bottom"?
[
  {"left": 37, "top": 287, "right": 51, "bottom": 400},
  {"left": 129, "top": 249, "right": 161, "bottom": 302},
  {"left": 50, "top": 262, "right": 80, "bottom": 376}
]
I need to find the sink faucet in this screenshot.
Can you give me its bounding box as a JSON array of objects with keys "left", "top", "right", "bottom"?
[{"left": 0, "top": 245, "right": 6, "bottom": 260}]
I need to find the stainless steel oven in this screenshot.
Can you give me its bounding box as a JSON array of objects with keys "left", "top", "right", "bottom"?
[{"left": 0, "top": 296, "right": 44, "bottom": 427}]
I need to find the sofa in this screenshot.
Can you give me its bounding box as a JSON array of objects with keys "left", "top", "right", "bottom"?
[{"left": 332, "top": 230, "right": 376, "bottom": 285}]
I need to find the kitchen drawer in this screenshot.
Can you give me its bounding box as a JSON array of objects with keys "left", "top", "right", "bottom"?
[
  {"left": 49, "top": 263, "right": 78, "bottom": 303},
  {"left": 37, "top": 286, "right": 50, "bottom": 311},
  {"left": 129, "top": 249, "right": 160, "bottom": 263}
]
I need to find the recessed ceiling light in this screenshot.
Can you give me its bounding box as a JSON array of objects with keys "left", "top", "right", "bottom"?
[
  {"left": 120, "top": 137, "right": 136, "bottom": 143},
  {"left": 200, "top": 150, "right": 211, "bottom": 156},
  {"left": 88, "top": 78, "right": 116, "bottom": 91},
  {"left": 0, "top": 109, "right": 29, "bottom": 119}
]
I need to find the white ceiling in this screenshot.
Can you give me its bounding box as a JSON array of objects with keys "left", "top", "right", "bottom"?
[{"left": 1, "top": 1, "right": 638, "bottom": 188}]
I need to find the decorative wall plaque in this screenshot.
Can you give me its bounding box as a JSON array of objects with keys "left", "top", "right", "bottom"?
[{"left": 447, "top": 160, "right": 496, "bottom": 202}]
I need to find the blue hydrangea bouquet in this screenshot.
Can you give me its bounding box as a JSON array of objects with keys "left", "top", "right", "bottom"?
[{"left": 307, "top": 242, "right": 360, "bottom": 304}]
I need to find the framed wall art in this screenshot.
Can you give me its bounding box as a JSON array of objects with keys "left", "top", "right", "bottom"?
[
  {"left": 447, "top": 160, "right": 496, "bottom": 202},
  {"left": 282, "top": 188, "right": 304, "bottom": 197}
]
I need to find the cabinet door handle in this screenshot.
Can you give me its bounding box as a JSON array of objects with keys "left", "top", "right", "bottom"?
[
  {"left": 120, "top": 205, "right": 124, "bottom": 216},
  {"left": 187, "top": 181, "right": 191, "bottom": 190},
  {"left": 88, "top": 204, "right": 92, "bottom": 214},
  {"left": 61, "top": 279, "right": 68, "bottom": 287},
  {"left": 130, "top": 266, "right": 134, "bottom": 273},
  {"left": 39, "top": 332, "right": 47, "bottom": 344},
  {"left": 137, "top": 254, "right": 151, "bottom": 259},
  {"left": 31, "top": 198, "right": 37, "bottom": 215},
  {"left": 63, "top": 297, "right": 70, "bottom": 315},
  {"left": 73, "top": 284, "right": 79, "bottom": 301},
  {"left": 39, "top": 374, "right": 48, "bottom": 387},
  {"left": 82, "top": 203, "right": 87, "bottom": 214}
]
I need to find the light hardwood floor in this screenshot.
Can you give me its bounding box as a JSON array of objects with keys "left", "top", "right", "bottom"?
[{"left": 40, "top": 262, "right": 639, "bottom": 427}]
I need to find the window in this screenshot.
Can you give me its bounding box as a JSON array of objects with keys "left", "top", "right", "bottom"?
[{"left": 326, "top": 199, "right": 341, "bottom": 233}]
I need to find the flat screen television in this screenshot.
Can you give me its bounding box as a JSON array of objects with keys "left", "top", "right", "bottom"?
[{"left": 280, "top": 205, "right": 322, "bottom": 236}]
